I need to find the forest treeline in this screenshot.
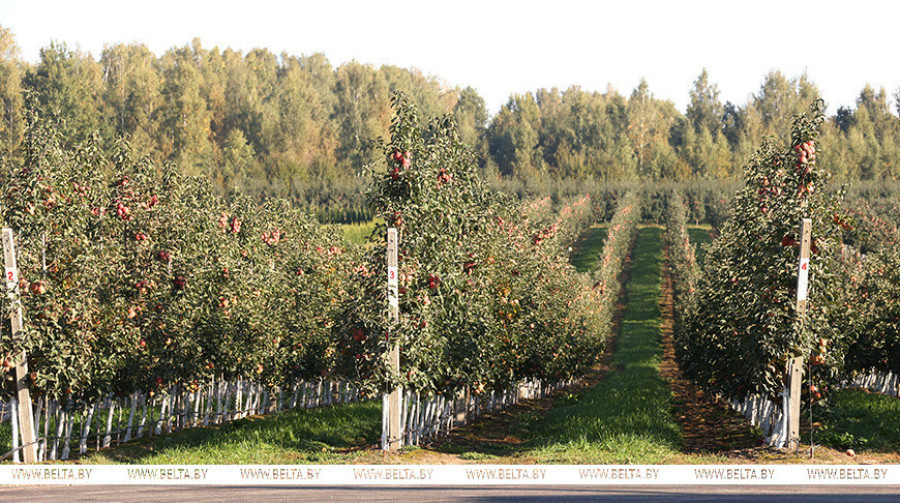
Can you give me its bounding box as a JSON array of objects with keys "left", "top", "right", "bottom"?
[{"left": 1, "top": 27, "right": 898, "bottom": 214}]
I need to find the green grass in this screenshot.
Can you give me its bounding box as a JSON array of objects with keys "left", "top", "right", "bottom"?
[
  {"left": 687, "top": 225, "right": 713, "bottom": 266},
  {"left": 77, "top": 400, "right": 381, "bottom": 464},
  {"left": 517, "top": 227, "right": 683, "bottom": 463},
  {"left": 569, "top": 225, "right": 607, "bottom": 273},
  {"left": 340, "top": 220, "right": 377, "bottom": 245},
  {"left": 816, "top": 389, "right": 900, "bottom": 452}
]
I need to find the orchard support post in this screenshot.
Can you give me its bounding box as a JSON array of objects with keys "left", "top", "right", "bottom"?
[
  {"left": 784, "top": 218, "right": 811, "bottom": 451},
  {"left": 383, "top": 228, "right": 402, "bottom": 451},
  {"left": 3, "top": 228, "right": 37, "bottom": 463}
]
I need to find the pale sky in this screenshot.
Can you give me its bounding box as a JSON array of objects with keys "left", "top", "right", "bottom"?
[{"left": 2, "top": 0, "right": 898, "bottom": 116}]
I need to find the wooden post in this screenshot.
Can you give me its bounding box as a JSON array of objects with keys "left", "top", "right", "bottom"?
[
  {"left": 383, "top": 228, "right": 402, "bottom": 451},
  {"left": 785, "top": 218, "right": 811, "bottom": 451},
  {"left": 3, "top": 228, "right": 37, "bottom": 463}
]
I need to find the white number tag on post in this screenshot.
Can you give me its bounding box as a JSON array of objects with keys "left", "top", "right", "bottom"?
[
  {"left": 387, "top": 266, "right": 399, "bottom": 308},
  {"left": 5, "top": 267, "right": 17, "bottom": 290},
  {"left": 797, "top": 258, "right": 809, "bottom": 301},
  {"left": 387, "top": 266, "right": 398, "bottom": 287}
]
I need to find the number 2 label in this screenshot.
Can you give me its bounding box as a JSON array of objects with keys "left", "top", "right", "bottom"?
[{"left": 5, "top": 267, "right": 17, "bottom": 289}]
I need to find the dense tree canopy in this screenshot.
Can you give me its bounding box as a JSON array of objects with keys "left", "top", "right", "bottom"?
[{"left": 0, "top": 26, "right": 898, "bottom": 210}]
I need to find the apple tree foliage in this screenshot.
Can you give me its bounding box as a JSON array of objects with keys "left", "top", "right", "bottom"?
[
  {"left": 334, "top": 93, "right": 609, "bottom": 396},
  {"left": 0, "top": 111, "right": 351, "bottom": 403},
  {"left": 677, "top": 100, "right": 851, "bottom": 403}
]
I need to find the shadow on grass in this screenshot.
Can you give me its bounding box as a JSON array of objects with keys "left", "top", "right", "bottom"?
[
  {"left": 570, "top": 225, "right": 607, "bottom": 273},
  {"left": 686, "top": 226, "right": 713, "bottom": 266}
]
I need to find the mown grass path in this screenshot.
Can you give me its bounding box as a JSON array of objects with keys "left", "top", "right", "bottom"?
[
  {"left": 520, "top": 227, "right": 683, "bottom": 463},
  {"left": 569, "top": 225, "right": 607, "bottom": 273}
]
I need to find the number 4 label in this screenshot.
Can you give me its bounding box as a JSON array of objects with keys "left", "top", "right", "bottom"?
[{"left": 797, "top": 258, "right": 809, "bottom": 301}]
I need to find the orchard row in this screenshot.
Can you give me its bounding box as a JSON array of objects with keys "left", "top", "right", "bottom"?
[
  {"left": 0, "top": 97, "right": 635, "bottom": 410},
  {"left": 668, "top": 101, "right": 900, "bottom": 415}
]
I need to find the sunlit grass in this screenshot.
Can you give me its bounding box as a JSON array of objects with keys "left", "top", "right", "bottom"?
[
  {"left": 78, "top": 400, "right": 382, "bottom": 465},
  {"left": 341, "top": 220, "right": 378, "bottom": 245},
  {"left": 816, "top": 389, "right": 900, "bottom": 453}
]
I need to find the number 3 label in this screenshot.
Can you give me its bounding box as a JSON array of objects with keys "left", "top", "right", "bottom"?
[{"left": 387, "top": 266, "right": 398, "bottom": 287}]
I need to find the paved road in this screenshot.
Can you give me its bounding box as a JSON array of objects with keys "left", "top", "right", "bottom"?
[{"left": 3, "top": 485, "right": 900, "bottom": 502}]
